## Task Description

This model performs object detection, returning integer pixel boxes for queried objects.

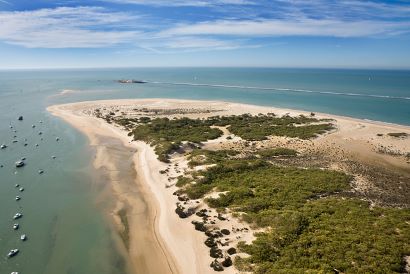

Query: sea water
[0,68,409,274]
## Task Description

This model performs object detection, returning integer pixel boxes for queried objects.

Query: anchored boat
[13,213,23,220]
[7,249,19,258]
[15,161,25,168]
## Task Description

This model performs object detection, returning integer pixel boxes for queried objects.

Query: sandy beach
[47,98,410,274]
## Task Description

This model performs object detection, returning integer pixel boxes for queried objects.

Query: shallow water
[0,68,409,274]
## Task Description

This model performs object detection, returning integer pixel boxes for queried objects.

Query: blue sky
[0,0,409,69]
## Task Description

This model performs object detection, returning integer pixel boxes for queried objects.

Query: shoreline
[47,103,181,274]
[47,98,410,274]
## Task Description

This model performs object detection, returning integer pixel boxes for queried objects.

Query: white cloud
[160,19,410,38]
[102,0,254,7]
[0,7,139,48]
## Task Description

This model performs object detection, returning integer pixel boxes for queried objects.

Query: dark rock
[217,214,226,221]
[210,247,223,258]
[221,256,232,267]
[205,230,215,238]
[175,206,188,218]
[192,221,207,232]
[210,260,224,272]
[204,237,217,248]
[227,247,236,255]
[221,229,230,235]
[196,209,208,218]
[178,196,189,202]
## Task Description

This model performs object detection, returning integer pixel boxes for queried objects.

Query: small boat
[56,137,60,141]
[21,157,26,161]
[38,169,44,174]
[24,143,28,146]
[35,144,39,147]
[52,156,56,159]
[32,124,36,128]
[7,249,19,258]
[13,213,23,220]
[18,116,23,121]
[20,234,27,241]
[13,224,19,230]
[15,161,25,168]
[12,140,18,143]
[15,184,20,187]
[19,187,24,192]
[0,144,6,149]
[38,132,42,135]
[15,196,21,201]
[39,120,43,123]
[11,271,19,274]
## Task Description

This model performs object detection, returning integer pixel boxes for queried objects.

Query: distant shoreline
[47,98,410,274]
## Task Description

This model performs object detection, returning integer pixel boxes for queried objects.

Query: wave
[148,81,410,101]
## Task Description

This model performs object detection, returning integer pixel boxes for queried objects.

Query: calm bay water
[0,68,409,274]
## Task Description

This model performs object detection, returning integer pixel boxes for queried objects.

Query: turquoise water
[0,68,409,274]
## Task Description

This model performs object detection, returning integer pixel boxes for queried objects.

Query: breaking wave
[148,81,410,101]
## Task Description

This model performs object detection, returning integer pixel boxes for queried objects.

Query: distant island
[117,79,147,84]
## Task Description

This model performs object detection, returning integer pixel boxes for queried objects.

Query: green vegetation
[183,161,351,225]
[238,198,410,274]
[206,114,334,140]
[188,149,240,167]
[120,114,333,161]
[387,132,408,138]
[179,159,410,273]
[257,147,298,158]
[129,117,223,162]
[112,112,410,272]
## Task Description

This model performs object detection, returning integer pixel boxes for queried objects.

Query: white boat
[7,249,19,258]
[13,224,19,230]
[32,124,35,128]
[19,187,24,192]
[20,234,27,241]
[15,184,20,188]
[15,196,21,201]
[11,271,19,274]
[15,161,25,168]
[38,169,44,174]
[13,213,23,220]
[0,144,6,149]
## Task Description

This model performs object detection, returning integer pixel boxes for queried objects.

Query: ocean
[0,68,409,274]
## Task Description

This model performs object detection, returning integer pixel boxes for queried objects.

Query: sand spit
[48,98,410,274]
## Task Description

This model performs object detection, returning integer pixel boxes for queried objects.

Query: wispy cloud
[102,0,254,7]
[160,19,410,38]
[0,1,409,51]
[0,7,139,48]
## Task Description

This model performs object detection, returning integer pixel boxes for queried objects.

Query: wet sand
[48,105,179,274]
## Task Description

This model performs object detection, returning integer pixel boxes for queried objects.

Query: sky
[0,0,409,69]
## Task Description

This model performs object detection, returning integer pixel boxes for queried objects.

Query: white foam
[148,81,410,101]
